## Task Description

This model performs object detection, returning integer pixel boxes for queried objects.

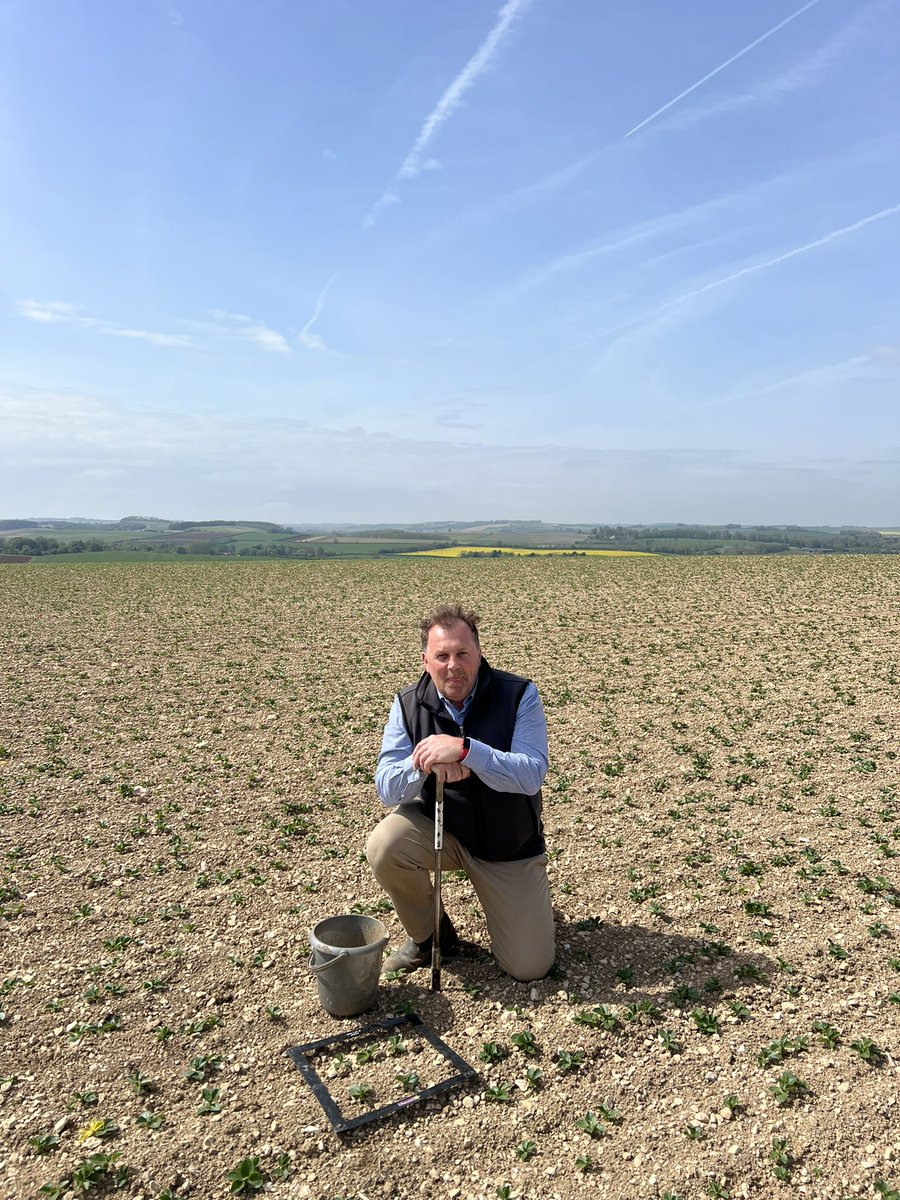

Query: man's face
[422,621,482,705]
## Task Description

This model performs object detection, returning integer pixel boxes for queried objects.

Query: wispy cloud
[365,0,533,227]
[694,353,877,414]
[623,0,823,139]
[299,273,340,355]
[211,310,291,354]
[510,190,738,295]
[17,299,196,348]
[17,300,294,354]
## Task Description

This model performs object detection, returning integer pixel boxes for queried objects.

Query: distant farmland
[404,545,655,557]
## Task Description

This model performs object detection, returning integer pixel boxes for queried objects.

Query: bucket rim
[309,913,389,958]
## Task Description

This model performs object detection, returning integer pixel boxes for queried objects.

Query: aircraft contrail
[668,201,900,308]
[624,0,823,138]
[399,0,532,179]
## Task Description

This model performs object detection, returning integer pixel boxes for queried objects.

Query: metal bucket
[308,915,389,1017]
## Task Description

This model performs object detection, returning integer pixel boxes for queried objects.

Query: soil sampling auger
[431,775,445,992]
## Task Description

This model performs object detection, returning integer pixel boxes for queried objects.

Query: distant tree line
[168,521,288,533]
[0,536,105,555]
[582,526,900,555]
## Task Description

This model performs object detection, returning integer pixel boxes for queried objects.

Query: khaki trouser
[366,805,555,982]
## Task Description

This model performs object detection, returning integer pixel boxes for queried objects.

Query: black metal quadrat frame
[286,1013,479,1135]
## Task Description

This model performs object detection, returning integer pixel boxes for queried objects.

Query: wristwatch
[459,736,471,762]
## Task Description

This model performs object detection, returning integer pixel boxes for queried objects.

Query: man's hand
[433,761,471,784]
[413,733,466,773]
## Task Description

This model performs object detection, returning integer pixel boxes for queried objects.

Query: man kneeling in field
[366,604,555,982]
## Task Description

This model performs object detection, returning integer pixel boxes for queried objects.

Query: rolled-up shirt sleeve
[374,683,548,807]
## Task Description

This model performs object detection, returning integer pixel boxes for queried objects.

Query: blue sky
[2,0,898,524]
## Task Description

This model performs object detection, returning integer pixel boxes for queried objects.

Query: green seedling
[812,1020,841,1048]
[770,1137,794,1181]
[523,1067,543,1090]
[69,1090,99,1109]
[496,1187,513,1200]
[395,1071,420,1092]
[827,940,849,960]
[484,1082,512,1102]
[479,1041,508,1064]
[126,1071,154,1095]
[265,1005,284,1023]
[657,1028,682,1054]
[197,1087,222,1115]
[29,1133,60,1155]
[596,1101,623,1124]
[67,1013,122,1041]
[574,1154,593,1174]
[757,1036,807,1068]
[614,966,635,986]
[135,1110,163,1130]
[38,1182,69,1200]
[348,1083,373,1103]
[669,984,700,1007]
[181,1014,221,1035]
[691,1008,720,1035]
[622,999,661,1023]
[683,1123,705,1141]
[575,1111,606,1139]
[707,1181,731,1199]
[729,1000,751,1020]
[733,962,767,982]
[874,1181,900,1200]
[510,1030,538,1056]
[226,1155,266,1193]
[515,1140,537,1162]
[66,1152,127,1192]
[269,1154,292,1182]
[574,1005,618,1031]
[769,1072,809,1106]
[723,1093,741,1114]
[355,1044,379,1065]
[185,1055,221,1082]
[463,981,484,997]
[385,1034,407,1057]
[850,1037,884,1064]
[554,1049,585,1073]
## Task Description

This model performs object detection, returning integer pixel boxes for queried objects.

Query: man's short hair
[420,604,481,650]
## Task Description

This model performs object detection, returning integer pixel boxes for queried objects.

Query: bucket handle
[307,935,389,974]
[308,950,349,974]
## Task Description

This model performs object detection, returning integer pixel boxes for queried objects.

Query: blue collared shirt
[374,680,549,808]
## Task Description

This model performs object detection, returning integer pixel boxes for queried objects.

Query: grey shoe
[382,914,465,974]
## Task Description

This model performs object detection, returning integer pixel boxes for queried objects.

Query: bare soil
[1,556,898,1200]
